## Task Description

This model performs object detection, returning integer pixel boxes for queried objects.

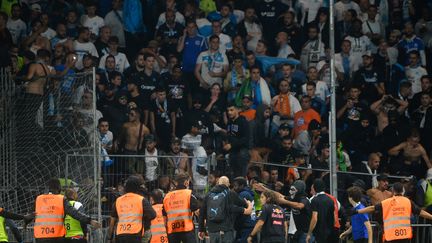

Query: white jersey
[144,149,159,182]
[277,43,295,58]
[302,80,330,101]
[80,15,105,36]
[345,35,372,65]
[298,0,324,24]
[207,33,232,53]
[73,40,99,69]
[300,39,325,71]
[405,65,428,95]
[196,50,228,87]
[156,11,185,29]
[99,52,130,73]
[40,28,56,40]
[334,1,361,22]
[7,18,27,44]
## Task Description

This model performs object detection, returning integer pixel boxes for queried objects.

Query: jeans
[208,231,235,243]
[168,231,196,243]
[290,232,315,243]
[235,228,254,243]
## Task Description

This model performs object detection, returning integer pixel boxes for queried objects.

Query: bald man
[199,176,252,242]
[359,153,381,190]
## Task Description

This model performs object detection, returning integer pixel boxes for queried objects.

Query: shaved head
[218,176,230,187]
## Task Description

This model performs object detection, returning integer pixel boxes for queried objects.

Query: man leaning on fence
[198,176,253,243]
[352,182,432,243]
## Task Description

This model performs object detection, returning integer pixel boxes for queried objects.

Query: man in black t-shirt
[149,87,175,150]
[306,179,335,243]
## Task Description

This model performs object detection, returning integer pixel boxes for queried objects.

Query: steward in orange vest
[32,178,101,243]
[354,182,432,242]
[149,189,168,243]
[107,176,156,243]
[162,173,200,243]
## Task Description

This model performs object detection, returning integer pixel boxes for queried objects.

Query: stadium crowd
[2,0,432,242]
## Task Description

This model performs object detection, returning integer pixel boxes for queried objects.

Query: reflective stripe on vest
[163,189,194,234]
[65,201,84,238]
[0,216,8,242]
[325,193,340,229]
[116,193,144,235]
[34,194,66,238]
[382,196,412,241]
[424,180,432,207]
[150,204,168,243]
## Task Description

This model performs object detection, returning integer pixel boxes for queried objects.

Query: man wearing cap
[367,174,392,205]
[352,50,385,104]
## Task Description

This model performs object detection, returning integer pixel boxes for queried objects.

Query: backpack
[207,189,229,223]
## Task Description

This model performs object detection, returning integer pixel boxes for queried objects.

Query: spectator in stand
[353,51,385,104]
[302,66,330,104]
[73,27,99,69]
[166,137,190,177]
[94,26,111,56]
[358,153,381,190]
[271,78,301,128]
[195,34,229,90]
[219,4,237,38]
[337,84,369,131]
[210,20,232,53]
[410,75,432,114]
[99,36,130,73]
[367,174,392,205]
[104,0,126,49]
[237,66,271,108]
[300,24,325,71]
[177,20,207,93]
[344,19,372,69]
[80,2,104,41]
[293,96,321,138]
[224,102,250,177]
[225,54,249,103]
[237,6,262,52]
[398,22,427,66]
[276,31,295,59]
[294,119,322,158]
[305,82,327,118]
[334,0,361,22]
[155,9,184,57]
[149,87,176,150]
[405,50,428,96]
[6,3,26,45]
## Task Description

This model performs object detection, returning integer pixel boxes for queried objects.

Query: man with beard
[344,19,372,70]
[269,135,298,180]
[300,25,325,71]
[398,22,426,66]
[367,174,392,205]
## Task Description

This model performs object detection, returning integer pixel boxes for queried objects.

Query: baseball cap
[31,4,42,12]
[308,119,321,131]
[279,123,290,130]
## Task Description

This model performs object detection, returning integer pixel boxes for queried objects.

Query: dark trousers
[167,231,196,243]
[230,149,250,178]
[354,238,368,243]
[64,238,87,243]
[208,231,234,243]
[116,235,142,243]
[36,238,65,243]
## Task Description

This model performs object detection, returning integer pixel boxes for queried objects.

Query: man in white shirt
[405,50,428,96]
[334,0,361,22]
[99,36,130,73]
[334,39,361,82]
[300,25,325,71]
[345,19,372,69]
[361,4,385,50]
[276,31,295,58]
[302,66,330,103]
[7,3,26,45]
[104,0,126,48]
[73,27,99,69]
[80,2,105,39]
[195,35,229,90]
[210,20,232,53]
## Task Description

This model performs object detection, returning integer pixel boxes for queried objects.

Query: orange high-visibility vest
[34,194,66,238]
[116,193,144,235]
[325,193,340,229]
[150,204,168,243]
[382,196,412,241]
[163,189,194,234]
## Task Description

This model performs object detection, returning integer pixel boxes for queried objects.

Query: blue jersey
[351,203,369,240]
[182,35,207,72]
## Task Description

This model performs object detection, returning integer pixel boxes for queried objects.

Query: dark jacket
[199,184,247,233]
[235,187,256,229]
